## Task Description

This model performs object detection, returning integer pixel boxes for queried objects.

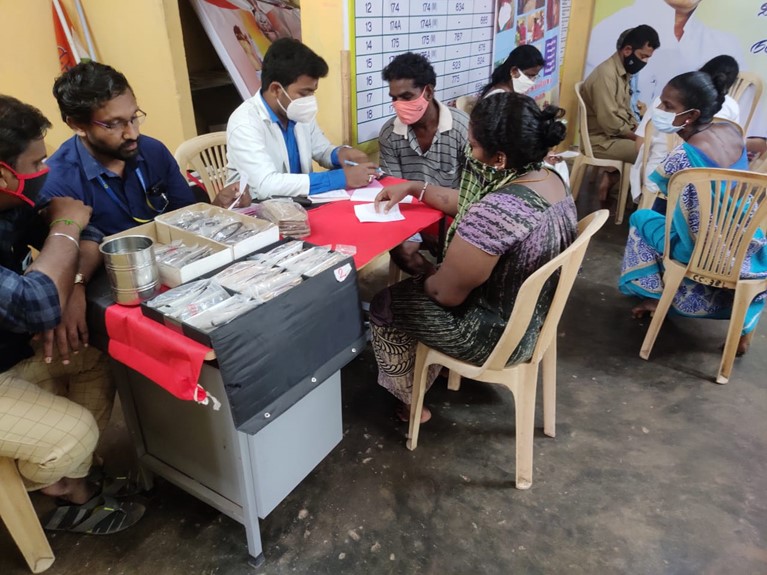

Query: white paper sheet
[308,189,351,203]
[354,202,405,223]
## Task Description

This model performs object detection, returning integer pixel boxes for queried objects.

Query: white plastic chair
[406,210,609,489]
[571,81,634,224]
[174,132,228,202]
[639,168,767,383]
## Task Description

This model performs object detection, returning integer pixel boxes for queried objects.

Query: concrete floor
[2,209,767,574]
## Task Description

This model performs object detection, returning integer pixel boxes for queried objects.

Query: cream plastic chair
[406,210,609,489]
[174,132,228,202]
[639,168,767,384]
[751,153,767,174]
[728,72,763,134]
[455,95,478,115]
[571,81,634,224]
[0,457,55,573]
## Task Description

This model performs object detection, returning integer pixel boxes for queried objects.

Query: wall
[300,0,348,147]
[0,0,195,154]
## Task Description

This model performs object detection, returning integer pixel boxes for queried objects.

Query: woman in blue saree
[619,71,767,354]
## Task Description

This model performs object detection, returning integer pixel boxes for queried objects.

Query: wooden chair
[174,132,228,202]
[571,81,634,224]
[406,210,609,489]
[728,72,763,134]
[639,168,767,384]
[0,458,55,573]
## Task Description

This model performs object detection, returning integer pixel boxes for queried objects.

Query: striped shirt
[378,100,469,189]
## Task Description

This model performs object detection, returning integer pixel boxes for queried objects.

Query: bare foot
[40,477,98,505]
[737,332,754,357]
[396,402,432,424]
[598,169,620,205]
[631,299,658,319]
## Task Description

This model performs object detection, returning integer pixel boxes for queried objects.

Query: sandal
[44,495,145,535]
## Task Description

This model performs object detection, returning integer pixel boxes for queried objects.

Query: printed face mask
[623,52,647,75]
[279,85,319,123]
[392,89,429,125]
[653,107,693,133]
[0,163,49,207]
[512,71,536,94]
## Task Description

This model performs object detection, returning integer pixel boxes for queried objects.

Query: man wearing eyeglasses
[37,61,249,363]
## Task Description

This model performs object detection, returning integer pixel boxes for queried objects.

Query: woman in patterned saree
[371,92,577,422]
[619,71,767,354]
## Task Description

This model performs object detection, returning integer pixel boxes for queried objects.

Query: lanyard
[96,167,163,224]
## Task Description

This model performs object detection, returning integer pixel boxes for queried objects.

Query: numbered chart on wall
[352,0,495,145]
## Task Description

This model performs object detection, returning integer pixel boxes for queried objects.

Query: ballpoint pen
[343,159,386,178]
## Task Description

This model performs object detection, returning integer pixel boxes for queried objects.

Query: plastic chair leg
[569,157,586,202]
[717,284,760,384]
[406,346,429,450]
[511,365,538,490]
[615,164,632,224]
[447,370,461,391]
[0,458,55,573]
[639,265,686,360]
[542,340,557,438]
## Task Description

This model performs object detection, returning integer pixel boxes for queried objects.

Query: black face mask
[623,52,647,75]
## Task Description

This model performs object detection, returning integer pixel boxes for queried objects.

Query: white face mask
[279,85,318,123]
[512,71,536,94]
[653,107,693,134]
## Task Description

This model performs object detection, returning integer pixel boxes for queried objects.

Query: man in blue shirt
[0,95,141,532]
[227,38,379,200]
[39,62,249,360]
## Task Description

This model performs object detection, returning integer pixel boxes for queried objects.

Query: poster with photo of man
[585,0,767,137]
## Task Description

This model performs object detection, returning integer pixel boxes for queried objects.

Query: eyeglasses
[91,110,147,131]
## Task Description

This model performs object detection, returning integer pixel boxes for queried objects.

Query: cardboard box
[104,221,233,288]
[155,203,279,258]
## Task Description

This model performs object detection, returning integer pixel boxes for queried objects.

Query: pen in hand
[343,159,385,178]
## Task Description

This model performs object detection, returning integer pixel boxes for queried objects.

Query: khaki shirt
[582,52,636,147]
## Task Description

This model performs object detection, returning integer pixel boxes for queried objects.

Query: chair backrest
[751,153,767,174]
[481,209,609,371]
[573,81,595,158]
[456,95,478,115]
[728,72,764,133]
[665,167,767,288]
[174,132,228,202]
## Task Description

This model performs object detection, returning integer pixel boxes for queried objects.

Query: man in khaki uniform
[582,25,660,203]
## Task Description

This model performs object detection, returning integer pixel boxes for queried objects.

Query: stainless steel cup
[99,235,160,306]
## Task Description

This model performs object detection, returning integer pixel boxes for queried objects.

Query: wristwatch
[74,273,85,285]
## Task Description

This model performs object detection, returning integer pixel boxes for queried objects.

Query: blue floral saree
[619,142,767,334]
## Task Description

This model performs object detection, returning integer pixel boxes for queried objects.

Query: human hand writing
[343,161,379,188]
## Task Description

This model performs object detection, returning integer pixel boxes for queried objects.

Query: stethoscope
[97,167,168,224]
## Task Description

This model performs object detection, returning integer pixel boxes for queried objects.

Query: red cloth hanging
[105,304,213,403]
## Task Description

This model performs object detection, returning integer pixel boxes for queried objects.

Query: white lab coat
[226,93,338,200]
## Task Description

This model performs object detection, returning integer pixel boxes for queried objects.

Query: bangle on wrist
[50,218,83,232]
[49,232,80,250]
[418,181,428,202]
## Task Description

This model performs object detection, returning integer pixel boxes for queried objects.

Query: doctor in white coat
[227,38,377,200]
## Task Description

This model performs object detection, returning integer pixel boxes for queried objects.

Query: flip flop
[44,495,145,535]
[101,471,143,498]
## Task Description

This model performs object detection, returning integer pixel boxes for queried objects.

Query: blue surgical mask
[653,107,693,134]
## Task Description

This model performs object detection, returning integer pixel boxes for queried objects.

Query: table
[91,195,445,565]
[304,196,444,269]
